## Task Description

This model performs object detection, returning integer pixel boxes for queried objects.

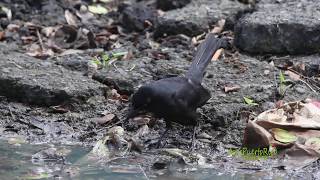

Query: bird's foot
[156,128,169,148]
[189,126,197,152]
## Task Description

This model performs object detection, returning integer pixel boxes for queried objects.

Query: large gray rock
[0,44,106,106]
[235,0,320,55]
[155,0,249,37]
[156,0,191,11]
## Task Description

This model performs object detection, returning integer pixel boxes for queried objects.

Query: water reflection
[0,139,284,180]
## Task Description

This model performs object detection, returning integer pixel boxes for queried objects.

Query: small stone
[295,86,305,94]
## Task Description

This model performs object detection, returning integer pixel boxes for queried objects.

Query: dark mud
[0,0,320,179]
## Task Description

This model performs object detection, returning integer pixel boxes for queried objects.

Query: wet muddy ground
[0,0,320,179]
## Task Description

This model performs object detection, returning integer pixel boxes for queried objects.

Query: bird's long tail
[185,33,227,84]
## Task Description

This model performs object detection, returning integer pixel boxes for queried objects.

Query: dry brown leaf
[212,48,223,61]
[0,31,5,41]
[275,100,284,108]
[21,36,35,44]
[134,125,149,137]
[243,120,273,149]
[132,117,150,126]
[95,114,115,125]
[285,70,300,81]
[65,10,78,27]
[224,84,240,93]
[41,26,58,37]
[6,24,19,32]
[26,45,54,59]
[109,34,118,41]
[211,19,225,34]
[282,144,320,170]
[110,89,121,100]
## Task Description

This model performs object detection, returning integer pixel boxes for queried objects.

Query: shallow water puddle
[0,139,285,180]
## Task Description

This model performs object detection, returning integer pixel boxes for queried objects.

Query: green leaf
[112,51,127,58]
[243,97,258,106]
[91,57,102,65]
[272,128,297,143]
[279,71,285,84]
[102,54,110,61]
[23,173,50,179]
[88,5,108,14]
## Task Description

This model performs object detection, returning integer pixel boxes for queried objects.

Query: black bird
[127,33,227,145]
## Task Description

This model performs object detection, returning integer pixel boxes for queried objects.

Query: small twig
[212,48,224,61]
[8,106,15,120]
[10,61,23,69]
[36,30,44,51]
[95,118,126,133]
[139,165,150,180]
[273,70,278,101]
[307,78,320,91]
[287,68,319,93]
[299,79,317,93]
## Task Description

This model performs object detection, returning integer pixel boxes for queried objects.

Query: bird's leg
[157,128,169,148]
[190,125,197,152]
[156,121,172,148]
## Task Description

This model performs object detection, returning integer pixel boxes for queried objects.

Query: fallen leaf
[65,10,78,27]
[275,100,284,108]
[96,114,115,124]
[224,85,240,93]
[0,31,5,41]
[108,126,124,137]
[49,105,69,113]
[132,117,150,126]
[243,120,273,149]
[305,137,320,151]
[21,36,35,44]
[243,97,259,106]
[285,70,300,81]
[91,136,110,158]
[88,5,108,14]
[41,26,58,37]
[282,143,319,170]
[211,19,225,34]
[134,125,149,137]
[6,24,19,32]
[271,128,297,143]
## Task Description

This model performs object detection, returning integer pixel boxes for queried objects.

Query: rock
[0,43,106,106]
[235,0,320,55]
[93,57,154,95]
[119,3,157,32]
[156,0,191,11]
[155,0,249,37]
[52,53,90,72]
[295,86,306,94]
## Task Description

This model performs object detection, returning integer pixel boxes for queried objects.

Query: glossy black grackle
[127,33,227,145]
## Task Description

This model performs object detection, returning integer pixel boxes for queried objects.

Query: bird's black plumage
[127,33,227,127]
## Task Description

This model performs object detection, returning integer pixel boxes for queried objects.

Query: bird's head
[126,86,153,119]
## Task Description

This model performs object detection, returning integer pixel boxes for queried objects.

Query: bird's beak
[126,106,140,120]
